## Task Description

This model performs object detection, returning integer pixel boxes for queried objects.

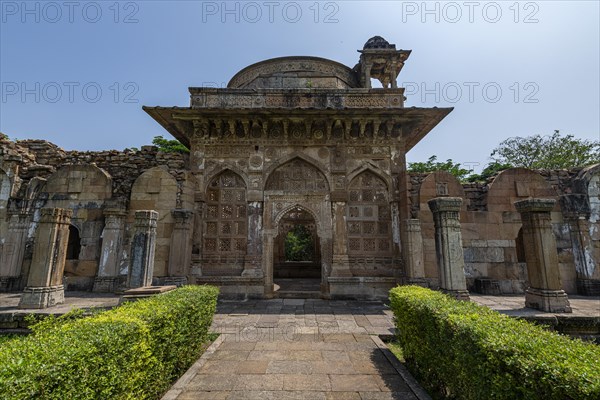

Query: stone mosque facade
[1,37,599,305]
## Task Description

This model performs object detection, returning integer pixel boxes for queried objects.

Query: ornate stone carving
[266,159,328,192]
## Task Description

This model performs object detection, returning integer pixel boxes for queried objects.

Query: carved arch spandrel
[203,163,250,194]
[265,158,329,193]
[346,163,393,194]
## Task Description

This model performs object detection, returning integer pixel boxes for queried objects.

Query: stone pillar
[427,197,469,300]
[242,201,264,278]
[560,194,600,296]
[19,208,72,309]
[404,219,428,286]
[262,229,276,298]
[515,199,572,312]
[0,211,30,291]
[165,209,194,286]
[331,201,351,277]
[127,210,158,289]
[93,207,127,292]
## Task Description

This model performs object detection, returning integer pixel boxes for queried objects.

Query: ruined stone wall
[0,138,189,291]
[1,137,188,202]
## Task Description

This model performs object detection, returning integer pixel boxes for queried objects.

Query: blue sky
[1,1,598,172]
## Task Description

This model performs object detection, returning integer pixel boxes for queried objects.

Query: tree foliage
[466,161,513,183]
[407,155,471,181]
[491,130,600,170]
[284,225,314,262]
[152,135,189,153]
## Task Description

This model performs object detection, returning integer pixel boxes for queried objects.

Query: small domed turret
[363,36,396,50]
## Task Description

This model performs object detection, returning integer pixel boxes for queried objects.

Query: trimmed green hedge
[0,285,219,400]
[389,286,600,400]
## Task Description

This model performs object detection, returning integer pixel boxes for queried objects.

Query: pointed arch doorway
[273,207,321,294]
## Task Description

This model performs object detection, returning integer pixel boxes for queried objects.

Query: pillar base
[576,279,600,296]
[525,287,572,313]
[93,276,119,293]
[0,276,22,292]
[442,288,470,301]
[163,276,188,287]
[19,285,65,309]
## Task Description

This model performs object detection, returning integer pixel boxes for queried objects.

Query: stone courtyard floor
[1,292,598,399]
[162,299,429,400]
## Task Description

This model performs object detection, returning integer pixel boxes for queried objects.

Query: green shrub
[389,286,600,400]
[0,285,219,400]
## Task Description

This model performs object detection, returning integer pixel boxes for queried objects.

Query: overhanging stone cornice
[143,105,452,151]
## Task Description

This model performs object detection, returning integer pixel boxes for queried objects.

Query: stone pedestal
[515,198,571,313]
[19,208,72,309]
[127,210,158,289]
[0,211,30,292]
[427,197,469,300]
[404,219,428,286]
[93,207,126,292]
[167,209,194,284]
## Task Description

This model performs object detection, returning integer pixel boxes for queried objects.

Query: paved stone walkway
[162,299,430,400]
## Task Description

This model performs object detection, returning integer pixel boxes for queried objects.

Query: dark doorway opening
[274,207,321,295]
[66,225,81,260]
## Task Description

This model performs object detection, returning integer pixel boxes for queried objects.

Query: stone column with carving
[19,208,72,309]
[242,201,264,278]
[331,201,351,277]
[93,207,127,292]
[0,211,30,291]
[262,229,276,298]
[404,218,428,286]
[127,210,158,289]
[427,197,469,300]
[515,199,572,312]
[165,209,194,286]
[560,194,599,296]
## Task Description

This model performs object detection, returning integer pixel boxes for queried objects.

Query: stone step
[275,290,322,299]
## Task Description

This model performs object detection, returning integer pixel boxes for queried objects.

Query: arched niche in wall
[43,164,112,290]
[486,168,571,293]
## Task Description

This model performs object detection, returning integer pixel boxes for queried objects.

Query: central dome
[227,56,359,89]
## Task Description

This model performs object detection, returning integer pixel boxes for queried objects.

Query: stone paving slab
[163,299,429,400]
[163,334,427,400]
[470,294,600,317]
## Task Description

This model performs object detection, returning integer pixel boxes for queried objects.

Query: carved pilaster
[166,209,194,286]
[19,208,72,308]
[331,201,351,277]
[0,211,30,291]
[243,201,264,278]
[262,230,276,298]
[515,199,571,312]
[560,194,599,295]
[403,219,427,287]
[94,207,127,292]
[428,197,469,300]
[127,210,158,289]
